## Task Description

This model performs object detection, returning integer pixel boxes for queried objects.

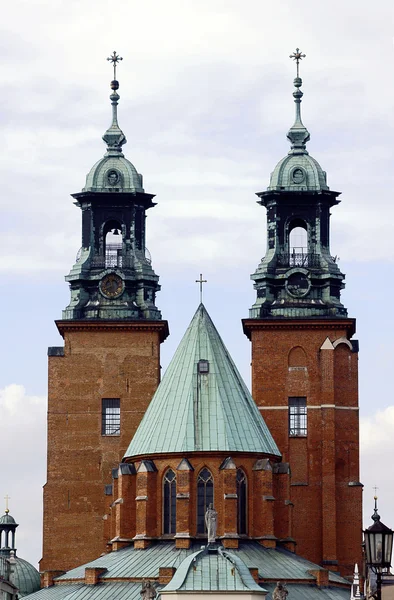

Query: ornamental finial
[289,48,306,78]
[102,52,127,154]
[372,493,381,523]
[286,47,310,154]
[4,494,10,514]
[107,51,123,81]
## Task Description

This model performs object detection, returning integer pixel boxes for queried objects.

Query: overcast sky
[1,0,394,569]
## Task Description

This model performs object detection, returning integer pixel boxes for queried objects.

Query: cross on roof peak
[195,274,207,304]
[106,51,123,80]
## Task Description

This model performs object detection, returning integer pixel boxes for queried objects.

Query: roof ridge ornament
[287,48,310,155]
[103,51,127,156]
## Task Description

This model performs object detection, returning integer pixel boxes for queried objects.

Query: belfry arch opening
[103,220,123,268]
[288,220,308,266]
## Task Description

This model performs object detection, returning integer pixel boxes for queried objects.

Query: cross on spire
[107,51,123,80]
[289,48,306,78]
[373,485,379,497]
[4,494,10,514]
[195,274,207,304]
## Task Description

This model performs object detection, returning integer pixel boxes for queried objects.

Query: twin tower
[40,52,361,577]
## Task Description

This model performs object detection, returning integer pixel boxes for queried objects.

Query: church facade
[38,50,362,594]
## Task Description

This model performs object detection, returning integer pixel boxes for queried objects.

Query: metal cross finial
[107,51,123,80]
[373,485,379,497]
[289,48,306,78]
[195,274,207,304]
[4,494,10,514]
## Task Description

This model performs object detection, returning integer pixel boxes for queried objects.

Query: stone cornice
[242,318,356,339]
[55,319,169,342]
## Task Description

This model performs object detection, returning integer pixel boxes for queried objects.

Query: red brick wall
[243,319,362,576]
[40,322,167,573]
[108,453,282,550]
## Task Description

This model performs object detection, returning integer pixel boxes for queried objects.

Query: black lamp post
[364,497,393,600]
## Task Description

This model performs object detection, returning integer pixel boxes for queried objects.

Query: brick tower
[40,53,168,573]
[243,50,362,576]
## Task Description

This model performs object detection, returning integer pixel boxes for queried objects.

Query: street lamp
[364,497,393,600]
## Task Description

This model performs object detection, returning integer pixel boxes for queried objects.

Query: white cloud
[361,407,394,530]
[0,385,46,568]
[1,0,394,571]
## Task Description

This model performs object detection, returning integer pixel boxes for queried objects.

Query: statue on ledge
[205,503,218,543]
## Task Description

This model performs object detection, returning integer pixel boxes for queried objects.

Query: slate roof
[24,542,350,600]
[52,541,347,585]
[124,304,280,458]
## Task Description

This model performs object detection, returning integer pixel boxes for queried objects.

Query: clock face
[99,274,124,299]
[286,272,310,298]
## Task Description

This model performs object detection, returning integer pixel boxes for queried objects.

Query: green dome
[267,69,329,193]
[0,513,17,525]
[12,557,40,597]
[82,74,144,194]
[83,155,144,193]
[268,152,329,192]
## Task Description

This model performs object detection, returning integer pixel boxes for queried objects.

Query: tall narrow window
[288,397,307,436]
[197,468,214,534]
[163,469,177,534]
[101,398,120,435]
[236,469,247,535]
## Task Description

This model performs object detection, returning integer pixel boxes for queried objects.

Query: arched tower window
[288,220,308,266]
[163,469,176,534]
[236,469,247,534]
[103,220,123,268]
[197,468,214,534]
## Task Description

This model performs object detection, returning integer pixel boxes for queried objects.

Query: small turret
[0,503,40,597]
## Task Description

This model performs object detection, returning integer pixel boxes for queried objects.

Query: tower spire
[287,48,310,155]
[103,51,126,155]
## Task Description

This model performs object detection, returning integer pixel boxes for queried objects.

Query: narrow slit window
[102,398,120,436]
[237,469,247,535]
[163,469,177,534]
[288,397,307,436]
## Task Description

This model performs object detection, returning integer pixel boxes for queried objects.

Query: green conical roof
[124,304,280,458]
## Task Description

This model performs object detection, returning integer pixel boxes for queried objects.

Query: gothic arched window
[197,468,214,534]
[237,469,247,534]
[163,469,176,534]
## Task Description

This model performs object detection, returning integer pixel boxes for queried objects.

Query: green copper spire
[287,48,310,155]
[124,304,280,458]
[102,51,127,155]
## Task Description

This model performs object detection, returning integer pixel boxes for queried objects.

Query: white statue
[205,503,218,543]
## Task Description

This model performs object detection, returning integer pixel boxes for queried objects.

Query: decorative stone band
[242,317,356,339]
[258,405,359,410]
[55,319,169,342]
